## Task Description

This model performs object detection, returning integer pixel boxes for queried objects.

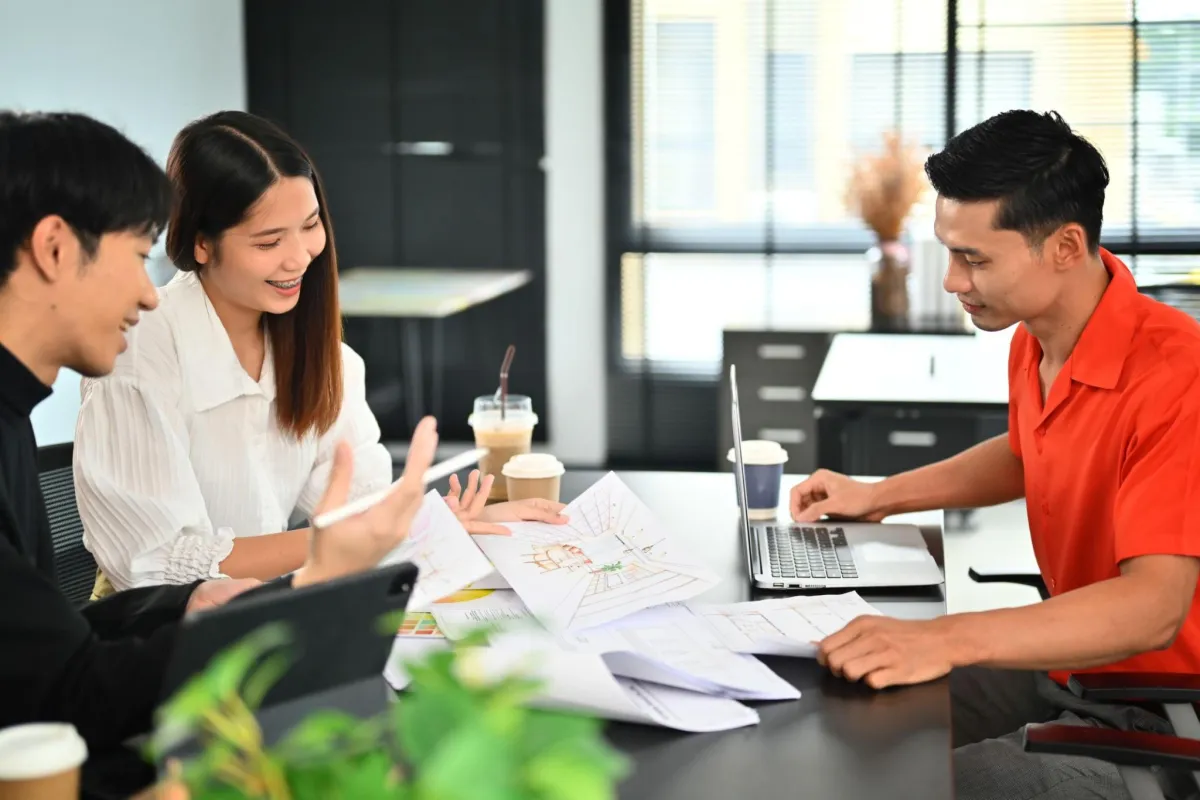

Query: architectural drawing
[474,473,720,632]
[380,490,494,610]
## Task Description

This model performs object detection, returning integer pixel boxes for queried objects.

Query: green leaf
[274,710,384,762]
[524,740,629,800]
[149,623,292,759]
[518,710,602,758]
[241,649,293,711]
[414,725,520,800]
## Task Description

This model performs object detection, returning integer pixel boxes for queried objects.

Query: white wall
[545,0,607,466]
[0,0,247,445]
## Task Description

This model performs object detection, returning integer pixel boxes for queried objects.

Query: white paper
[430,590,539,640]
[696,592,883,657]
[473,473,720,632]
[384,635,449,691]
[378,490,495,610]
[464,632,760,732]
[566,604,798,701]
[467,570,512,590]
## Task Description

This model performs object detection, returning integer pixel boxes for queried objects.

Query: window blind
[631,0,949,253]
[959,0,1200,281]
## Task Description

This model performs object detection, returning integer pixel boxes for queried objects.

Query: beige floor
[943,500,1041,613]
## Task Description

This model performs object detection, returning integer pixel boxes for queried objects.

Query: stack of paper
[381,474,887,732]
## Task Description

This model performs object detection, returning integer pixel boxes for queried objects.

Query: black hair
[0,111,172,287]
[924,110,1109,253]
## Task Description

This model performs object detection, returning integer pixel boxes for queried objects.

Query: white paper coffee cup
[727,440,788,520]
[502,453,565,503]
[0,723,87,800]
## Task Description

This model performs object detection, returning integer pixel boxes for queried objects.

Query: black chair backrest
[36,442,95,607]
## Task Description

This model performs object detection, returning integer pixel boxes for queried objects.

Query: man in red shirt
[791,109,1200,799]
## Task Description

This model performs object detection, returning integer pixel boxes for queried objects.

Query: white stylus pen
[311,447,489,529]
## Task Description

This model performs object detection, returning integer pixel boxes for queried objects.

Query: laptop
[730,365,943,590]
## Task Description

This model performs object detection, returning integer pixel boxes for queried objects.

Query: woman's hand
[446,470,569,535]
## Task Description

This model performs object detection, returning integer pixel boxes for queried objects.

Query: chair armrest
[967,567,1050,600]
[1023,724,1200,771]
[1068,672,1200,705]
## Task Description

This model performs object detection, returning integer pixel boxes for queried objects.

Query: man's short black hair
[924,110,1109,253]
[0,111,172,287]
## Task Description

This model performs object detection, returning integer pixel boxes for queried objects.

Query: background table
[551,470,954,800]
[338,267,532,429]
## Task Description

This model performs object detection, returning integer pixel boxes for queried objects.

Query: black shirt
[0,343,199,748]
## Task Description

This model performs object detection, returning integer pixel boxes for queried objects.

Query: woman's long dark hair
[165,111,342,438]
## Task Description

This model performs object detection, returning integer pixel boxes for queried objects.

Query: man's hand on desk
[790,470,886,523]
[185,577,262,614]
[293,416,438,588]
[817,616,963,689]
[445,470,570,535]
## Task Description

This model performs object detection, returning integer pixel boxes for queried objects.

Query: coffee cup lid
[727,440,789,465]
[468,409,539,431]
[502,452,565,479]
[0,723,88,780]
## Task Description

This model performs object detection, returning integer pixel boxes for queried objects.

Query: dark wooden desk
[552,471,953,800]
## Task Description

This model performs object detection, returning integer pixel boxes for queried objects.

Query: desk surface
[553,470,953,800]
[813,331,1011,406]
[338,267,532,318]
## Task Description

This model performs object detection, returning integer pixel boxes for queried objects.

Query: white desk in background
[812,331,1011,407]
[812,331,1012,526]
[338,267,533,430]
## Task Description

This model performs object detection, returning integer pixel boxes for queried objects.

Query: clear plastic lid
[468,394,538,430]
[0,723,87,780]
[502,453,565,479]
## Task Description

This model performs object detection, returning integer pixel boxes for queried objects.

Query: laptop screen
[729,365,752,538]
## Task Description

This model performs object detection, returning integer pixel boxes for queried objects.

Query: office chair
[37,441,96,607]
[968,569,1200,799]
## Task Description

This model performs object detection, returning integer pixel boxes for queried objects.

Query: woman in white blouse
[73,111,564,593]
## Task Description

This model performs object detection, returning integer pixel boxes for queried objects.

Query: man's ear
[1048,223,1089,272]
[25,215,81,283]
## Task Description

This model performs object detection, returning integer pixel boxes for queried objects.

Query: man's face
[57,229,160,377]
[934,196,1059,332]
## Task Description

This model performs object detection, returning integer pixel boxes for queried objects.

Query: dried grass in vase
[845,131,928,243]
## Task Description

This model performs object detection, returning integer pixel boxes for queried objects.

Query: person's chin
[73,352,120,379]
[263,286,303,313]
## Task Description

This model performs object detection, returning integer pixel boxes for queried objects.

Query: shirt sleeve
[1113,370,1200,564]
[74,377,235,591]
[1007,328,1027,460]
[295,344,393,519]
[0,531,184,749]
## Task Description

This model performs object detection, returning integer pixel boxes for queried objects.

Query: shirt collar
[1067,248,1139,390]
[0,343,52,420]
[168,271,277,413]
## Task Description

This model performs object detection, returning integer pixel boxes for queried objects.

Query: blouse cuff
[164,527,237,584]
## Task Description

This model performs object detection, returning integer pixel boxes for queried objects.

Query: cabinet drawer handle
[758,386,807,402]
[759,428,806,444]
[395,141,454,156]
[889,431,937,447]
[757,343,806,360]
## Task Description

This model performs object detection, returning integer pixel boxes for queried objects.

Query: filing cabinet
[718,331,834,473]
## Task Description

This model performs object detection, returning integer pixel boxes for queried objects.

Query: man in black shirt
[0,111,436,760]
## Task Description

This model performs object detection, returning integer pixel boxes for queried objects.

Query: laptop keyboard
[765,526,858,580]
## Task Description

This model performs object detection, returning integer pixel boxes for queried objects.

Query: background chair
[37,441,96,607]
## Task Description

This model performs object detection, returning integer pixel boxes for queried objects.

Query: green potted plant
[141,623,628,799]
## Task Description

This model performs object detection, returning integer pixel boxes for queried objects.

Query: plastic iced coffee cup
[502,453,565,503]
[468,395,538,501]
[0,723,87,800]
